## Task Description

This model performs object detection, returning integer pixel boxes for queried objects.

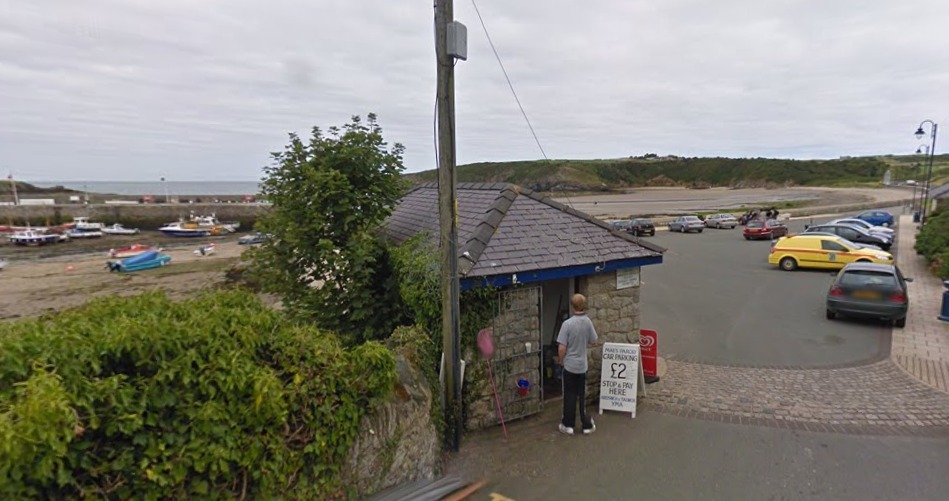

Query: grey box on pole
[447,21,468,60]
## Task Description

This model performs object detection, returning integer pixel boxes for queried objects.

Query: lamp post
[161,176,169,204]
[914,120,938,223]
[912,146,929,216]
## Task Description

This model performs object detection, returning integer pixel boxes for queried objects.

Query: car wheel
[680,226,686,233]
[855,259,871,263]
[826,309,835,320]
[779,257,797,271]
[894,317,906,328]
[698,229,703,233]
[744,235,751,240]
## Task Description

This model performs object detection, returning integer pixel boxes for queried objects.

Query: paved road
[447,206,949,500]
[639,217,890,367]
[451,410,949,501]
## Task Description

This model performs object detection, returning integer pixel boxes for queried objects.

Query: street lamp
[161,176,170,204]
[914,120,938,223]
[912,145,929,215]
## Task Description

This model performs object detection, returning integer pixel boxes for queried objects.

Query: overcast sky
[2,0,947,181]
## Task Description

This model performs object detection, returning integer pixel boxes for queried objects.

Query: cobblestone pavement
[892,214,949,392]
[645,358,949,436]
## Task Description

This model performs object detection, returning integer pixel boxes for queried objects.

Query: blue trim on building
[460,255,663,291]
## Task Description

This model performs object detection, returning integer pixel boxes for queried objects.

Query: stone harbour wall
[579,270,641,402]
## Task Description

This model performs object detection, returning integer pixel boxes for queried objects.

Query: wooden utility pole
[436,0,463,452]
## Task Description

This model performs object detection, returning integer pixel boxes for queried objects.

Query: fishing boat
[9,230,60,246]
[193,243,216,256]
[101,224,140,235]
[190,214,239,233]
[238,231,269,245]
[64,228,103,239]
[106,250,171,273]
[108,244,160,259]
[72,217,104,231]
[158,221,212,237]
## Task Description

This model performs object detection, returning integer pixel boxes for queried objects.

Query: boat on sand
[106,250,171,273]
[108,244,160,259]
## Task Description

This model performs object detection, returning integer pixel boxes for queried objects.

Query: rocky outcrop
[343,355,438,497]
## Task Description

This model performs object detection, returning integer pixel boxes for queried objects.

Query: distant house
[384,183,665,429]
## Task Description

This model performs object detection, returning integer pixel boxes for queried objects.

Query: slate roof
[384,183,664,278]
[930,183,949,199]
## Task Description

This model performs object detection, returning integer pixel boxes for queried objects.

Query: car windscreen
[839,271,898,288]
[746,221,764,228]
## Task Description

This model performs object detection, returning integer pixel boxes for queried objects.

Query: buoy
[66,265,75,272]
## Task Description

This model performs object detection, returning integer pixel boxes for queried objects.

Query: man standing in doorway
[557,293,598,435]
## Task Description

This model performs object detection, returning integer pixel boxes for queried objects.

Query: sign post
[598,342,641,418]
[640,329,659,382]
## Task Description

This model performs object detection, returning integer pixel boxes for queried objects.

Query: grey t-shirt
[557,313,598,374]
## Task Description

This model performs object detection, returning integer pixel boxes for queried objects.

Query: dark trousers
[562,369,593,430]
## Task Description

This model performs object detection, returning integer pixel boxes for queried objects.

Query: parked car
[830,218,894,236]
[803,224,891,251]
[826,262,911,327]
[610,220,631,232]
[742,219,788,240]
[853,210,894,227]
[705,214,738,229]
[629,218,656,236]
[668,216,705,233]
[768,235,893,271]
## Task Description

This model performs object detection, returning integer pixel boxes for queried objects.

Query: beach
[0,239,245,320]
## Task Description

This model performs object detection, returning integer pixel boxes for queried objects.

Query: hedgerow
[0,289,395,499]
[915,206,949,278]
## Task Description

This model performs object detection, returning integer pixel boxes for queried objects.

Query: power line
[469,1,577,208]
[469,0,547,161]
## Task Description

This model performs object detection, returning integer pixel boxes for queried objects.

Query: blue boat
[107,250,172,273]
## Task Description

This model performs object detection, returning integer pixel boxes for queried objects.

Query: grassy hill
[408,154,949,192]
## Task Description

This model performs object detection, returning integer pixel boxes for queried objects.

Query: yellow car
[768,234,894,271]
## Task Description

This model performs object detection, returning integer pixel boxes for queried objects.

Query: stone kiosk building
[384,183,664,429]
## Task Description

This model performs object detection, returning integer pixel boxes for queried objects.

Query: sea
[30,181,261,196]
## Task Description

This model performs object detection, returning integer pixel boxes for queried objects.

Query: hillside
[408,154,949,192]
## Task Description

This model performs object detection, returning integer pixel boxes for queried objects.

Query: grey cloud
[1,0,947,181]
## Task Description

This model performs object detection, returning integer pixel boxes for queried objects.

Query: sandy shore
[555,186,911,219]
[0,241,246,320]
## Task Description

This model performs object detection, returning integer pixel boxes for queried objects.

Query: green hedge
[0,290,395,499]
[915,207,949,278]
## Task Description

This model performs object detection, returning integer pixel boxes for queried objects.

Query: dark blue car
[854,210,894,228]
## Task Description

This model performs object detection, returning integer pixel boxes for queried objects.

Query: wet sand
[0,240,246,320]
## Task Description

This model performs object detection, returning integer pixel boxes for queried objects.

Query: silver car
[669,216,705,233]
[705,213,738,229]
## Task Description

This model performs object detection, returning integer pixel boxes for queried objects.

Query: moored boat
[72,217,104,231]
[101,224,140,235]
[193,243,216,256]
[158,221,212,237]
[108,244,160,258]
[106,250,172,273]
[65,229,103,239]
[9,230,60,246]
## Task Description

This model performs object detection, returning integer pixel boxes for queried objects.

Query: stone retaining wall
[0,203,267,229]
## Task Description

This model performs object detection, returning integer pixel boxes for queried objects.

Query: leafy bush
[0,290,395,499]
[915,206,949,278]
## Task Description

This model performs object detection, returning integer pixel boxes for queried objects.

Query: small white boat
[0,258,7,271]
[9,230,60,246]
[193,243,216,256]
[65,229,103,239]
[101,224,140,235]
[72,216,104,231]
